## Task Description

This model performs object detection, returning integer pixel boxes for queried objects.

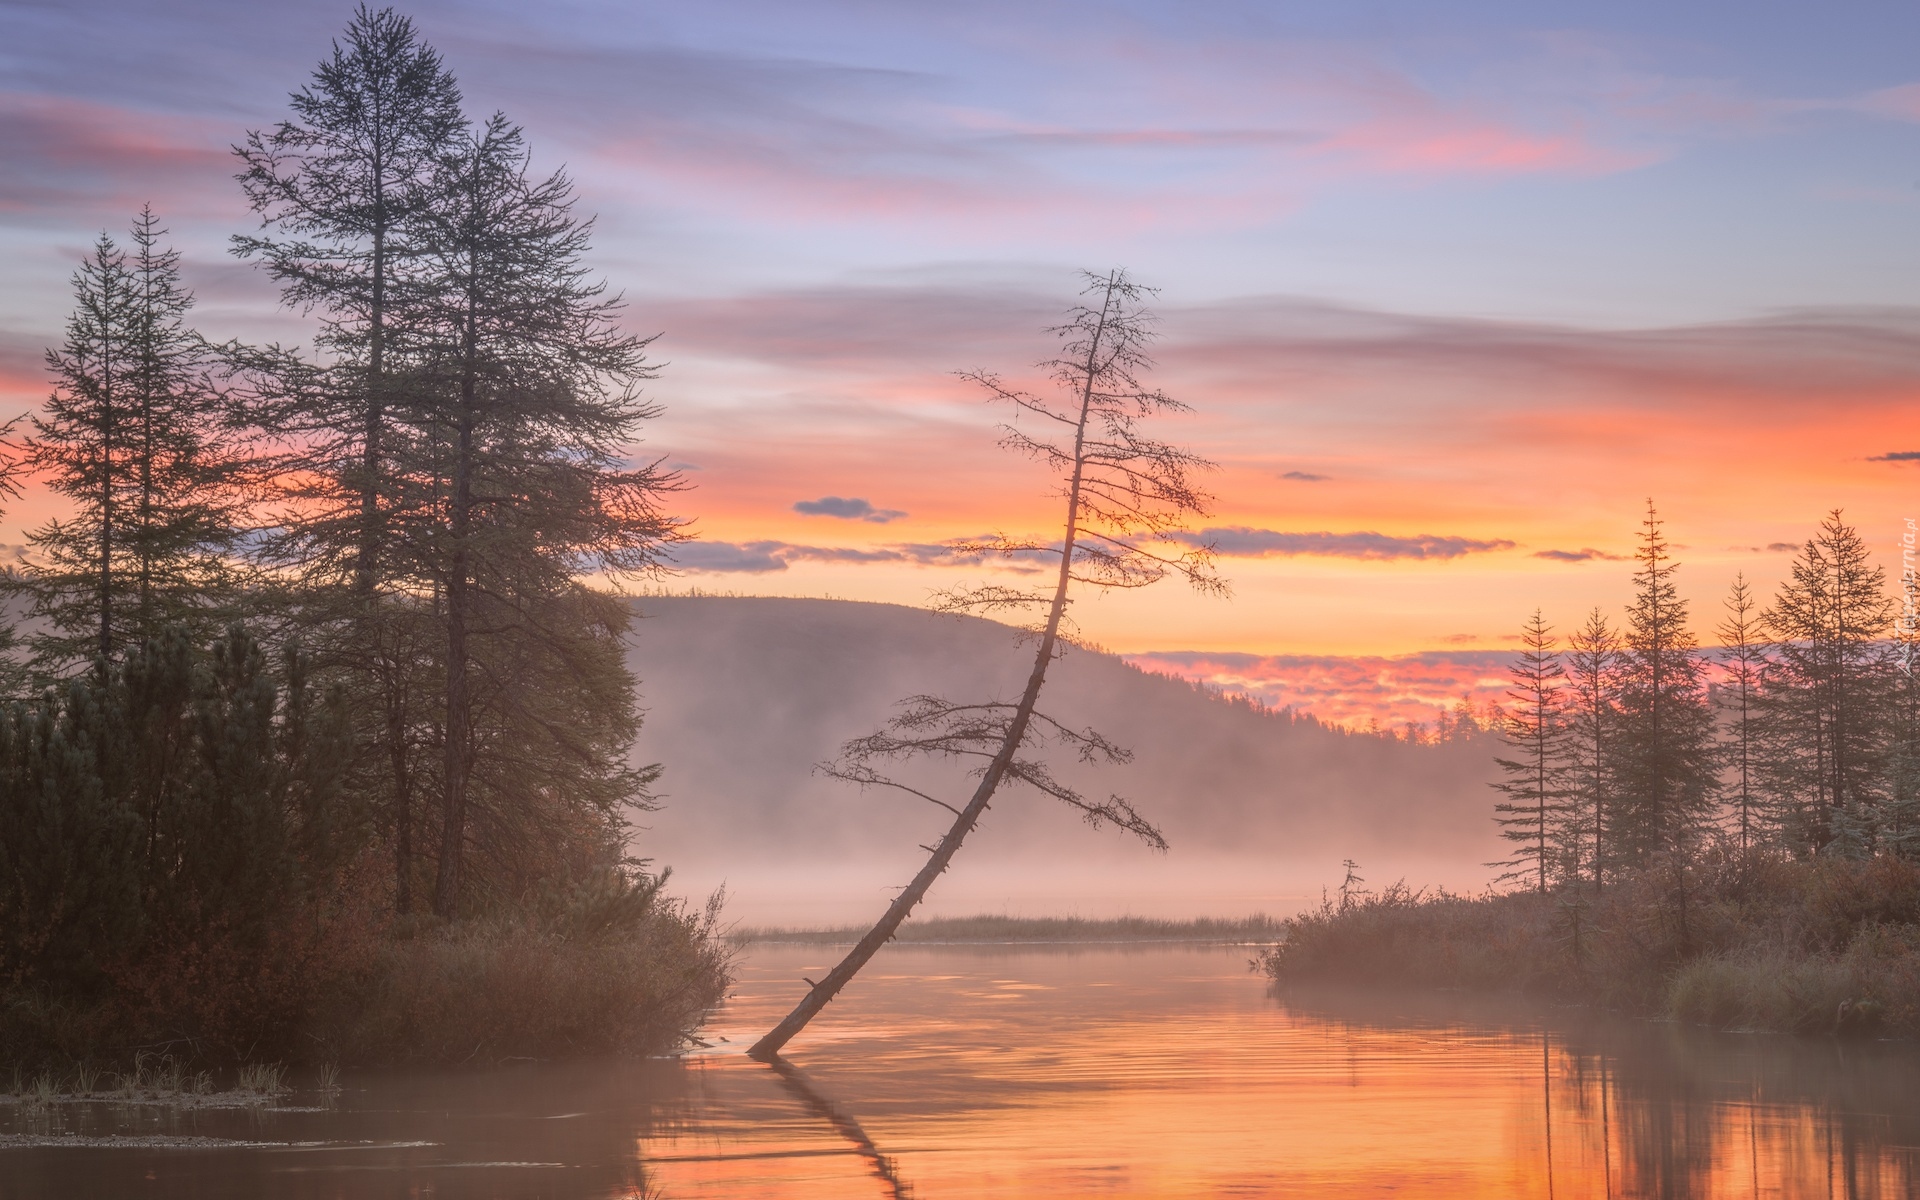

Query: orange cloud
[1129,650,1513,730]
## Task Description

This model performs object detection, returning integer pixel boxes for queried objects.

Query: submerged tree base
[1259,851,1920,1037]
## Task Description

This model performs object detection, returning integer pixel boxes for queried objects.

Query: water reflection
[1280,983,1920,1198]
[764,1055,915,1199]
[7,944,1920,1197]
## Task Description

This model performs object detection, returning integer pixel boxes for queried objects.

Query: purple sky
[3,1,1918,701]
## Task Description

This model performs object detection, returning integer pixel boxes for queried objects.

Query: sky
[2,0,1918,725]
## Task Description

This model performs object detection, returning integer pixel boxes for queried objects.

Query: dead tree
[748,269,1223,1060]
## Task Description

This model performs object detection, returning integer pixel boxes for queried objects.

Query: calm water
[5,942,1920,1198]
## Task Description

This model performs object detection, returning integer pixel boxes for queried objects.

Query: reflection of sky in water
[5,943,1918,1197]
[664,944,1920,1198]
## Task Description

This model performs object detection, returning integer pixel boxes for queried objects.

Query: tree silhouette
[749,270,1221,1059]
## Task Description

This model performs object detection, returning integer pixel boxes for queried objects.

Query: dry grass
[1259,851,1920,1037]
[309,894,733,1066]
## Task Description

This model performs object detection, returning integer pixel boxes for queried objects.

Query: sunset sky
[3,0,1917,725]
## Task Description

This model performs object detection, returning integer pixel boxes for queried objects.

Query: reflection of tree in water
[764,1056,915,1200]
[1276,984,1920,1197]
[1558,1020,1920,1198]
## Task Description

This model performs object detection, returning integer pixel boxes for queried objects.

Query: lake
[4,941,1919,1197]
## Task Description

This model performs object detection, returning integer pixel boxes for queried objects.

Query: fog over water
[626,596,1502,924]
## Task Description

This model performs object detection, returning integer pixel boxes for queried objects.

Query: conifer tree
[1886,534,1920,858]
[233,4,464,598]
[407,113,682,916]
[233,6,463,912]
[24,211,234,673]
[1716,574,1765,852]
[750,270,1220,1059]
[1564,607,1621,888]
[1491,611,1571,892]
[1758,511,1893,854]
[1611,502,1718,865]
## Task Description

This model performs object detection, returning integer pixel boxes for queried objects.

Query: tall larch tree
[409,113,683,916]
[232,5,464,912]
[1887,525,1920,857]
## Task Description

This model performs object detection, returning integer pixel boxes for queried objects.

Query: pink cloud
[1319,117,1650,176]
[1128,650,1513,730]
[1859,83,1920,122]
[0,91,231,216]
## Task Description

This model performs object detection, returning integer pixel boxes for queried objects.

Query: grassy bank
[740,914,1285,945]
[1257,851,1920,1036]
[1,874,733,1075]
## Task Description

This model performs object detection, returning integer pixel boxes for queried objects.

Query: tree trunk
[432,299,478,919]
[749,283,1116,1060]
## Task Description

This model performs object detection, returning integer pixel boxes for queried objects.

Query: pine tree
[1490,611,1571,893]
[1564,607,1621,888]
[24,211,235,674]
[1715,573,1765,852]
[1758,511,1894,854]
[1611,502,1718,865]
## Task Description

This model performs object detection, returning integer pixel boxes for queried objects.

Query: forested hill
[626,596,1504,923]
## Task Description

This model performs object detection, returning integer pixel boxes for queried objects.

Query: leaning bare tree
[749,269,1223,1060]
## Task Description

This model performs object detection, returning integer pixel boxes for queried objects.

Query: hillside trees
[749,269,1222,1059]
[22,209,238,674]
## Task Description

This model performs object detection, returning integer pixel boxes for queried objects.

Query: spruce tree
[1758,511,1894,854]
[1611,502,1718,865]
[24,211,234,674]
[1564,607,1621,888]
[1716,574,1765,852]
[1887,536,1920,858]
[1491,610,1571,892]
